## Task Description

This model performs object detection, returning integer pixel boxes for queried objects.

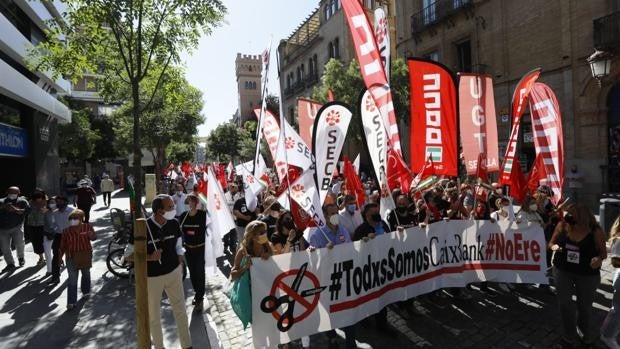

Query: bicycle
[108,208,132,254]
[106,248,133,278]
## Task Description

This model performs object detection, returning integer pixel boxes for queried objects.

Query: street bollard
[134,218,150,348]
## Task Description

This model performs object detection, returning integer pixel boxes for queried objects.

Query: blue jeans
[66,257,91,305]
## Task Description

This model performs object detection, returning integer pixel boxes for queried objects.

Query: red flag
[407,58,458,177]
[499,68,541,185]
[509,156,528,203]
[216,163,227,190]
[327,89,335,102]
[529,82,564,204]
[411,156,435,189]
[297,98,322,150]
[476,153,488,182]
[527,153,547,193]
[195,175,208,197]
[343,156,365,208]
[387,148,412,193]
[181,161,192,178]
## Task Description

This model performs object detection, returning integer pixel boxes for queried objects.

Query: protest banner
[250,221,546,347]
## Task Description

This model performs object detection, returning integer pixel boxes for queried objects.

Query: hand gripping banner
[250,221,547,347]
[311,102,352,204]
[499,68,541,185]
[528,82,564,203]
[458,74,500,175]
[407,58,458,177]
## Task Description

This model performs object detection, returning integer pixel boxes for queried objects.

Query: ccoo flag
[407,58,458,177]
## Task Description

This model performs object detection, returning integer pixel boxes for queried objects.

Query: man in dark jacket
[0,186,30,271]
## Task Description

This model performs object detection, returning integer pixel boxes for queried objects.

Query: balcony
[282,72,319,100]
[411,0,473,35]
[594,11,620,50]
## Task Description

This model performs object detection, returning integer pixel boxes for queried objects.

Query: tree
[206,123,245,162]
[110,65,204,190]
[29,0,225,214]
[58,105,101,161]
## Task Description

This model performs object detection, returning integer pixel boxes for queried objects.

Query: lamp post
[587,49,612,87]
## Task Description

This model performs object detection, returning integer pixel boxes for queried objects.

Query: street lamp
[587,49,612,86]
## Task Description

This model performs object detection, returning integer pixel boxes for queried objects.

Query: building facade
[0,0,71,196]
[234,53,263,127]
[395,0,620,206]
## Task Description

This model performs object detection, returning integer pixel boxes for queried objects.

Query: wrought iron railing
[594,11,620,50]
[411,0,472,34]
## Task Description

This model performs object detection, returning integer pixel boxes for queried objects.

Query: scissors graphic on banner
[260,262,326,332]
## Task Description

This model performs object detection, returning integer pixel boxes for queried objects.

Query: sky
[180,1,320,138]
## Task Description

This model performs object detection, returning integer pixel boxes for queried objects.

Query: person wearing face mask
[338,195,363,239]
[308,204,356,349]
[387,195,417,231]
[352,203,398,334]
[230,220,272,280]
[125,194,192,349]
[0,186,30,272]
[271,210,308,254]
[490,197,511,221]
[26,190,48,266]
[259,196,281,240]
[50,196,74,283]
[43,197,58,277]
[172,183,188,218]
[516,196,544,227]
[178,194,207,312]
[549,204,607,347]
[59,209,96,309]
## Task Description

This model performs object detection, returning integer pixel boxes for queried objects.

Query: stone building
[234,53,262,127]
[394,0,620,206]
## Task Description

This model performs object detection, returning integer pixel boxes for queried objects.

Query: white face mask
[329,214,339,226]
[49,203,57,209]
[69,219,80,226]
[163,210,177,220]
[176,191,183,196]
[529,204,538,211]
[7,194,17,200]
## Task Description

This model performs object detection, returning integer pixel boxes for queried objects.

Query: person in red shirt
[60,209,96,309]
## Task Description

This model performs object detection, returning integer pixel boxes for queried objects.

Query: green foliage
[207,123,255,163]
[311,58,410,124]
[167,141,196,164]
[266,94,280,117]
[58,106,101,161]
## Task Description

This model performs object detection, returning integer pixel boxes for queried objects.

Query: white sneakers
[600,335,620,349]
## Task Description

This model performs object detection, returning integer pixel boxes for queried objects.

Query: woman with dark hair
[473,201,492,220]
[270,210,307,254]
[549,203,607,347]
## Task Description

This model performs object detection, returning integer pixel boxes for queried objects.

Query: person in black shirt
[178,194,207,312]
[232,197,257,251]
[259,195,281,240]
[127,194,191,349]
[387,195,417,231]
[270,210,308,254]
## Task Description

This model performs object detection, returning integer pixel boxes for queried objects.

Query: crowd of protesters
[3,164,620,349]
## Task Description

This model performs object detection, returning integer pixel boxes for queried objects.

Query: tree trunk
[132,81,143,217]
[151,149,161,194]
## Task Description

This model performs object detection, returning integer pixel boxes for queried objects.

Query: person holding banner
[259,195,281,240]
[338,195,363,239]
[308,204,356,348]
[233,197,257,252]
[387,195,417,231]
[549,203,607,347]
[270,210,307,254]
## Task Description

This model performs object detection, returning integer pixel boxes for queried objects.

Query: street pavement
[1,191,618,348]
[0,190,210,349]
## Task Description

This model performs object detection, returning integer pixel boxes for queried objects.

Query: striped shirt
[60,223,96,257]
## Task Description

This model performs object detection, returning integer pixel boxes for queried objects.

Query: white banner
[374,7,390,84]
[206,167,236,251]
[361,89,395,218]
[237,162,266,212]
[288,169,327,232]
[250,221,547,347]
[255,108,287,181]
[275,118,315,176]
[312,102,352,204]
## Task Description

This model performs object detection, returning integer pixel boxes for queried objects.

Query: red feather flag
[508,156,528,203]
[343,156,365,208]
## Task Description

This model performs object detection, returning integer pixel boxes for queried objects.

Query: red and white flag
[361,90,396,218]
[288,169,327,234]
[275,118,314,174]
[206,167,236,236]
[499,68,541,185]
[236,161,266,212]
[374,6,390,83]
[342,0,402,155]
[408,58,458,177]
[458,74,500,175]
[298,98,322,149]
[227,161,234,182]
[312,102,352,204]
[253,108,286,181]
[529,82,564,203]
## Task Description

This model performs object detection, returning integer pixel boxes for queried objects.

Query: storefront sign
[0,122,28,157]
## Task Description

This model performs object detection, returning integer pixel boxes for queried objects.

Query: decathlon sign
[0,122,28,157]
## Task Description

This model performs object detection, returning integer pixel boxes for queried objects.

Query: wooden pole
[134,218,150,348]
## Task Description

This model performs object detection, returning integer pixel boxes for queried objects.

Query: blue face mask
[346,204,356,213]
